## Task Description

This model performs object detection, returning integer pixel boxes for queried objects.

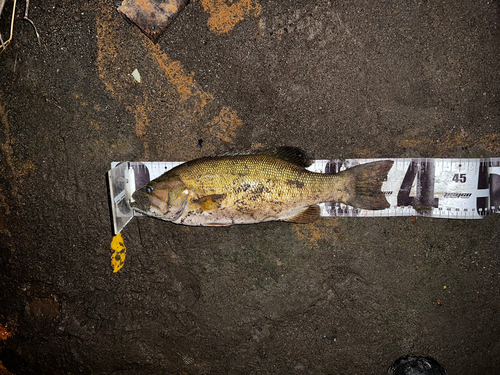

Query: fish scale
[174,155,339,207]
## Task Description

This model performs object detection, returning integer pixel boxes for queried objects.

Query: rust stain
[397,131,500,156]
[96,14,124,99]
[73,92,89,107]
[293,218,343,249]
[16,160,36,177]
[352,131,499,158]
[208,106,243,143]
[133,97,153,159]
[0,323,9,341]
[200,0,262,34]
[0,360,11,375]
[144,41,214,114]
[353,146,379,158]
[0,322,14,375]
[134,102,150,139]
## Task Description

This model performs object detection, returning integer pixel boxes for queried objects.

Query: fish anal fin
[193,194,227,211]
[283,205,321,224]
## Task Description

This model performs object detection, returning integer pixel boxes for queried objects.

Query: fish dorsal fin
[214,146,312,167]
[265,146,313,167]
[283,205,321,223]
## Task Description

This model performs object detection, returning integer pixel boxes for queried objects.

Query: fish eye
[146,186,153,194]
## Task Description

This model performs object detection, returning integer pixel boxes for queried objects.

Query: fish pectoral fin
[192,194,227,211]
[282,205,321,224]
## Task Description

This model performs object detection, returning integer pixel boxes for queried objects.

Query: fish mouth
[129,200,156,216]
[129,197,189,221]
[130,203,165,219]
[129,200,150,216]
[130,193,164,217]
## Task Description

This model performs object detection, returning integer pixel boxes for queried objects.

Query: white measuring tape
[107,158,500,234]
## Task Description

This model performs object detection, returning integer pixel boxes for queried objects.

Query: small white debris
[131,68,141,83]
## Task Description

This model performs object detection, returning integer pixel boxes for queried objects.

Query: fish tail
[344,160,394,210]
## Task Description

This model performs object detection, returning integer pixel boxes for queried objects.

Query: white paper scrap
[131,68,141,83]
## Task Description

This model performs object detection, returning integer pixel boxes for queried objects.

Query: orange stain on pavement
[293,219,343,249]
[208,106,243,143]
[397,132,500,156]
[144,41,214,115]
[200,0,262,33]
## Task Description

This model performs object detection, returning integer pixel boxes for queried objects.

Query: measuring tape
[107,158,500,234]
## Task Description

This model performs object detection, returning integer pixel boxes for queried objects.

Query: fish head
[131,176,190,221]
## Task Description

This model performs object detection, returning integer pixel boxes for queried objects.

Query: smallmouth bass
[131,147,393,226]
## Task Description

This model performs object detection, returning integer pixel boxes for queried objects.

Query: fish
[130,147,394,226]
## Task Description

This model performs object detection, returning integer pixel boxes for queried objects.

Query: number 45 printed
[452,173,467,183]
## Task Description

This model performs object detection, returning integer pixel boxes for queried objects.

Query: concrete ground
[0,0,499,374]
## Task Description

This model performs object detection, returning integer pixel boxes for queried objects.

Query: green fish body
[131,147,393,226]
